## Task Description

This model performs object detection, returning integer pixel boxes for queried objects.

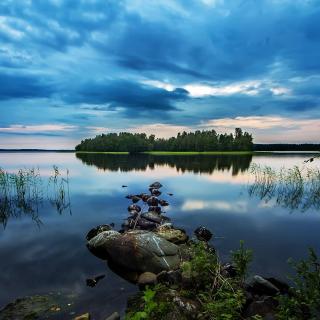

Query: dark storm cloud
[0,73,53,100]
[65,79,189,116]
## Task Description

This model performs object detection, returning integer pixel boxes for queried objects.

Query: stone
[86,224,114,241]
[159,199,169,206]
[246,275,280,296]
[141,212,163,224]
[150,181,163,189]
[87,230,180,273]
[221,263,237,278]
[74,313,90,320]
[138,272,157,286]
[151,189,162,196]
[105,312,120,320]
[157,270,182,285]
[128,204,141,213]
[126,216,159,230]
[87,230,121,259]
[148,206,162,214]
[243,296,278,318]
[156,225,188,244]
[194,226,213,242]
[147,196,159,206]
[266,277,289,294]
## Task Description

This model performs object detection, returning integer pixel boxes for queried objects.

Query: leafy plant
[231,240,253,281]
[277,248,320,320]
[126,285,170,320]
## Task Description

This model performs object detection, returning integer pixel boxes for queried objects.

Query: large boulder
[87,230,180,273]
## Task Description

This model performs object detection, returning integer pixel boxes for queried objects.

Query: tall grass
[249,164,320,211]
[0,166,71,228]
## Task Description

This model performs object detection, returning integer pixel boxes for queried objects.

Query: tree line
[75,128,253,152]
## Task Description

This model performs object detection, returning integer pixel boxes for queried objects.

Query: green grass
[75,151,129,154]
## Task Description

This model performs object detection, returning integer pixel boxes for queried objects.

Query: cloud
[0,124,77,135]
[0,0,320,147]
[201,116,320,143]
[65,79,189,116]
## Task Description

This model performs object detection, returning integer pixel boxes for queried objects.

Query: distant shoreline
[1,150,319,155]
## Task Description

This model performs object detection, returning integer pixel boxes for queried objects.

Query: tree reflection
[75,153,252,175]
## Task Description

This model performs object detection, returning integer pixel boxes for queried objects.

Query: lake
[0,152,319,319]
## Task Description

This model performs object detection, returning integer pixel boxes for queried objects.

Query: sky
[0,0,320,149]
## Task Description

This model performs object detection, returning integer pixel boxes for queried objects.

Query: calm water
[0,152,320,318]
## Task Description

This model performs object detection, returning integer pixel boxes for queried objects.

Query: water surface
[0,152,319,318]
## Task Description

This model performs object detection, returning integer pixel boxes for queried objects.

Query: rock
[148,206,162,214]
[266,277,289,294]
[141,212,162,224]
[87,230,180,273]
[246,275,280,296]
[128,204,141,213]
[140,193,150,202]
[105,312,120,320]
[159,199,169,206]
[131,196,141,203]
[150,181,163,189]
[127,216,159,230]
[157,270,182,285]
[138,272,157,286]
[147,196,159,206]
[156,225,188,244]
[86,274,105,287]
[221,263,237,278]
[87,230,121,259]
[243,296,278,318]
[194,226,213,242]
[151,189,162,196]
[74,313,90,320]
[86,224,114,241]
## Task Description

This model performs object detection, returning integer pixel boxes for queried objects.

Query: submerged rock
[74,313,90,320]
[0,293,76,320]
[243,296,278,319]
[87,230,180,273]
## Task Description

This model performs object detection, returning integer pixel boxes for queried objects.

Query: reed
[249,164,320,211]
[0,166,71,228]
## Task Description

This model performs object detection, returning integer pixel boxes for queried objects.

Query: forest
[75,128,253,152]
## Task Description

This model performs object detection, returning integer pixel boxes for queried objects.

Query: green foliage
[75,128,253,152]
[231,240,253,281]
[200,289,245,320]
[183,241,247,319]
[126,285,170,320]
[277,248,320,320]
